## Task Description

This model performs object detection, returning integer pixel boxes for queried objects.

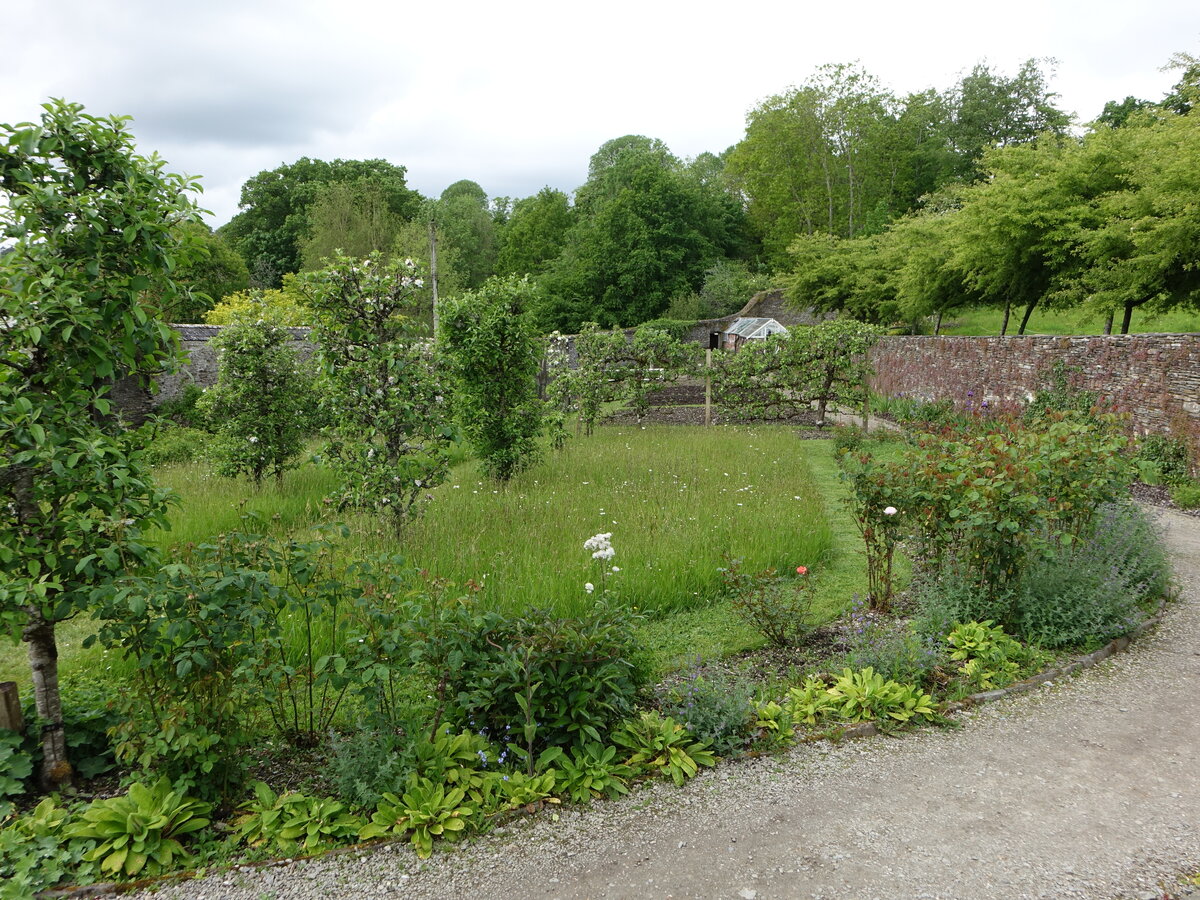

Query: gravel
[121,507,1200,900]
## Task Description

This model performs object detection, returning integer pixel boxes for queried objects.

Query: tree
[299,252,452,529]
[727,64,906,263]
[1075,108,1200,331]
[433,180,497,290]
[198,322,313,486]
[539,137,743,331]
[158,223,249,323]
[948,135,1122,334]
[220,158,421,287]
[714,320,882,423]
[944,59,1071,179]
[439,276,544,481]
[495,187,574,277]
[300,180,409,271]
[0,100,203,788]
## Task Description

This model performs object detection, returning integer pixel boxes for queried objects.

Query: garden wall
[870,333,1200,453]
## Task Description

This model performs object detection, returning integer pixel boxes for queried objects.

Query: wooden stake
[0,682,23,733]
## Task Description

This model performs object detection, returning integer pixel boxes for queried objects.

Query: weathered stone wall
[870,333,1200,452]
[115,325,315,423]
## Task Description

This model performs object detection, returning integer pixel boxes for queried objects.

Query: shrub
[1013,503,1170,648]
[197,320,313,486]
[720,556,816,647]
[1136,434,1194,485]
[141,424,211,467]
[660,668,755,757]
[1171,481,1200,509]
[917,503,1169,650]
[414,601,643,767]
[96,527,427,793]
[840,603,942,687]
[438,275,545,481]
[155,383,207,429]
[875,412,1132,604]
[324,729,413,813]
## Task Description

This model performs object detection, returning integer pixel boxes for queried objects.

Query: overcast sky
[3,0,1197,228]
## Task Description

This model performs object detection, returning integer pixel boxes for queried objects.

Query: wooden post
[0,682,23,733]
[705,347,713,426]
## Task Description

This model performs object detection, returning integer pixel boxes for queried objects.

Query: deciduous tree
[0,100,202,788]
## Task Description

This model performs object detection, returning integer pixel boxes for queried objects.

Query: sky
[3,0,1197,228]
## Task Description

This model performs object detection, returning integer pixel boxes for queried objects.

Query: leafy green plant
[787,670,937,725]
[825,668,937,724]
[553,743,635,803]
[748,700,796,748]
[611,711,717,786]
[0,797,85,898]
[720,556,816,647]
[64,777,211,879]
[413,600,643,767]
[1170,481,1200,509]
[751,700,796,747]
[0,731,32,817]
[233,782,362,855]
[469,769,560,815]
[360,777,478,859]
[945,621,1027,690]
[660,667,755,756]
[784,676,843,725]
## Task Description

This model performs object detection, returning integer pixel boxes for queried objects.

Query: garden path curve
[129,507,1200,900]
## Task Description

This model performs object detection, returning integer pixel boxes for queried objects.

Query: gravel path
[128,508,1200,900]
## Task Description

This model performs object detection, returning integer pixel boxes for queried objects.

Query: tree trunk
[1103,311,1114,335]
[816,369,836,425]
[999,300,1011,336]
[934,311,943,335]
[24,610,73,790]
[1121,300,1134,334]
[1017,299,1038,335]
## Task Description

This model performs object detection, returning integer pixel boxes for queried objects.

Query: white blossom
[584,582,594,593]
[884,506,898,516]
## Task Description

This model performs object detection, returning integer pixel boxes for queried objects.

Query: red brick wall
[870,333,1200,452]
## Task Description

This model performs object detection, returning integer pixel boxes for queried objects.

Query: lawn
[0,427,867,688]
[935,304,1200,336]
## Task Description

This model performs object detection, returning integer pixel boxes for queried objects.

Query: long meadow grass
[0,426,853,690]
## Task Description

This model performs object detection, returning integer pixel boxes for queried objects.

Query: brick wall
[871,333,1200,452]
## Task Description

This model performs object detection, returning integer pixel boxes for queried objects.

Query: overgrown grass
[935,304,1200,336]
[1,428,864,689]
[341,425,835,617]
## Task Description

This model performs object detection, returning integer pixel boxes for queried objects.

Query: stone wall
[870,333,1200,452]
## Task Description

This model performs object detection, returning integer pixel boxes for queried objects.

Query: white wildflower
[584,583,594,593]
[884,506,898,516]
